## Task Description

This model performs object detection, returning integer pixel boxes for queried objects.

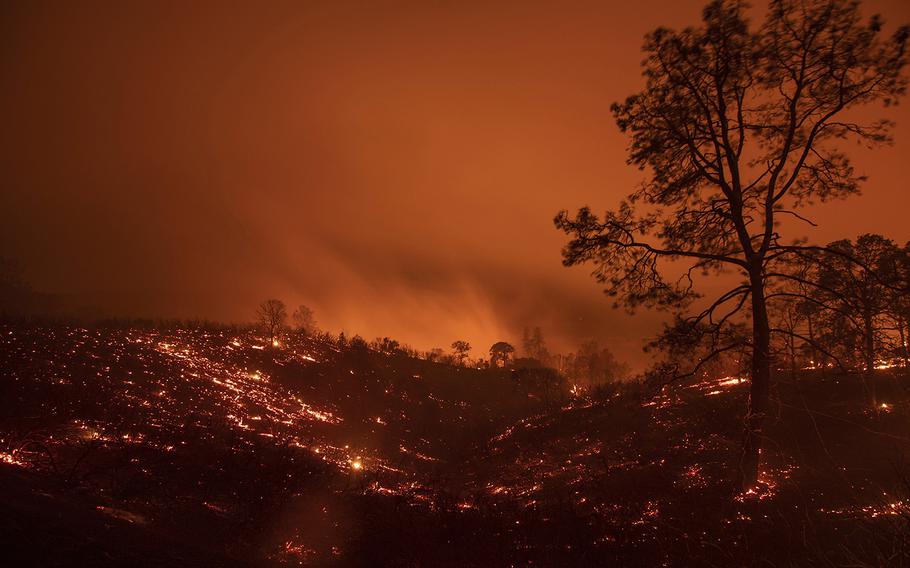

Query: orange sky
[1,0,908,369]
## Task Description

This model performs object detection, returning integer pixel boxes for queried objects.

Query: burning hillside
[1,324,909,566]
[0,324,543,565]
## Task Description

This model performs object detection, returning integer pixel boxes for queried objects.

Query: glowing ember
[1,322,903,564]
[0,451,24,467]
[821,497,909,518]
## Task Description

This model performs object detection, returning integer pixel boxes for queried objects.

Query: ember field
[1,324,909,566]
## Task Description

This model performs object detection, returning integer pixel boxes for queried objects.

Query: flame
[717,376,744,387]
[0,451,24,467]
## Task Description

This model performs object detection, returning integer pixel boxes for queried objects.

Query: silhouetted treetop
[558,0,908,311]
[554,0,908,491]
[489,341,516,368]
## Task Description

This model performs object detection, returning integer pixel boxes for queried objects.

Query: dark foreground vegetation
[1,323,909,566]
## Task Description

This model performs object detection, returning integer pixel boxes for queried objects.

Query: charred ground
[1,323,909,566]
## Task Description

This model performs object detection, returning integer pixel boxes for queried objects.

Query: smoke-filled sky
[2,0,909,369]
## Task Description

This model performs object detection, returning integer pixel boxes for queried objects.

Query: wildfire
[7,322,896,563]
[736,463,796,502]
[267,540,317,565]
[0,451,24,467]
[688,374,748,399]
[717,376,744,387]
[822,497,909,518]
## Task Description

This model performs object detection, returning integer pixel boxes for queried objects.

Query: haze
[2,0,908,369]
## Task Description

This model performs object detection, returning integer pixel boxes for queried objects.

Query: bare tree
[555,0,908,489]
[291,304,317,336]
[256,299,287,346]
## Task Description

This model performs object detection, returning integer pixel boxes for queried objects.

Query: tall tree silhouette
[555,0,908,489]
[521,326,550,364]
[893,243,910,366]
[256,299,287,346]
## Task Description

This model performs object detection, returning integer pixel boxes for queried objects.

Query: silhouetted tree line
[768,235,910,401]
[245,308,631,409]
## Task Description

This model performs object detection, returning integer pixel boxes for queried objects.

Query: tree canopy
[555,0,908,490]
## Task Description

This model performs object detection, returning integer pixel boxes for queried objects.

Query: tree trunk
[898,316,909,368]
[806,312,825,378]
[906,318,910,367]
[787,308,797,381]
[863,311,877,410]
[740,268,771,491]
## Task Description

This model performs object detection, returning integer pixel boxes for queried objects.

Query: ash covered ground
[1,324,909,566]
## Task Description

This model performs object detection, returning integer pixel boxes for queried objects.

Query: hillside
[1,324,909,566]
[0,325,540,566]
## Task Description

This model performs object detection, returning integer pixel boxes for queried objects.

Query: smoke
[1,0,907,374]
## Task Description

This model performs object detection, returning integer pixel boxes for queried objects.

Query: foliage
[489,341,516,368]
[555,0,909,488]
[451,340,472,365]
